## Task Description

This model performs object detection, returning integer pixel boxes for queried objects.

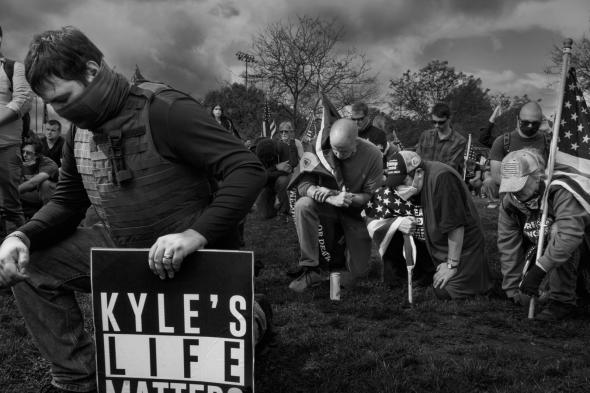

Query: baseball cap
[385,151,422,188]
[499,150,541,193]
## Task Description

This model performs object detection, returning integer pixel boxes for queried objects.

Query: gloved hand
[519,264,546,296]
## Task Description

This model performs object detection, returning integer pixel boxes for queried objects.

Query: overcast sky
[1,0,589,117]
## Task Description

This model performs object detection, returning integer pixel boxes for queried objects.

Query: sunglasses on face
[519,120,541,128]
[279,130,290,134]
[431,119,448,125]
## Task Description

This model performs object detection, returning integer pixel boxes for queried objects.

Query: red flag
[551,68,590,214]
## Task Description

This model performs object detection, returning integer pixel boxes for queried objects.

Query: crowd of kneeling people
[254,101,590,323]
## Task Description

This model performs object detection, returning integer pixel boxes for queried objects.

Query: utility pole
[235,51,256,91]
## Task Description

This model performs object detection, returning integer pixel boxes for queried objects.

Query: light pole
[235,51,256,91]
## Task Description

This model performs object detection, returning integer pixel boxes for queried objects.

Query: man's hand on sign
[148,229,208,280]
[0,236,29,288]
[398,217,416,235]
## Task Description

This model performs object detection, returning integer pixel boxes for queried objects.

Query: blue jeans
[12,224,115,392]
[0,145,25,235]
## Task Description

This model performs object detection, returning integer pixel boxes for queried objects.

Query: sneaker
[486,203,498,209]
[40,384,97,393]
[535,300,576,321]
[288,267,326,292]
[509,292,531,307]
[285,265,305,278]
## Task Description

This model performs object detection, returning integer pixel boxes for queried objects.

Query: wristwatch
[446,261,459,269]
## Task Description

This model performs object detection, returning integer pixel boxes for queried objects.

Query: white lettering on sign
[183,294,200,334]
[105,380,243,393]
[127,293,148,332]
[229,296,246,338]
[101,292,121,332]
[104,334,245,385]
[158,293,175,333]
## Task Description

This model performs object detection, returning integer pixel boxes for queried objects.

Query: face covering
[512,182,545,211]
[53,61,130,131]
[519,121,541,137]
[396,185,417,201]
[395,168,424,201]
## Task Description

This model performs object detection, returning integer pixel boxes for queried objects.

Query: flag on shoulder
[314,93,341,172]
[288,93,342,194]
[550,67,590,214]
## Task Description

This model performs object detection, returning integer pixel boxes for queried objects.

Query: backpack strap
[2,58,15,92]
[503,132,510,155]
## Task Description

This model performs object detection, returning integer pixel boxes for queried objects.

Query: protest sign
[91,248,254,393]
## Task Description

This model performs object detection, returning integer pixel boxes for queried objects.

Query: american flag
[262,99,275,138]
[363,186,425,257]
[550,68,590,214]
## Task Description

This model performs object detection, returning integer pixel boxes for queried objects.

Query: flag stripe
[367,217,404,257]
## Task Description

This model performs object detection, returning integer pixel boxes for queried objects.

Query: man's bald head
[519,101,543,122]
[330,119,358,160]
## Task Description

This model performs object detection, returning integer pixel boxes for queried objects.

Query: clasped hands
[312,186,353,207]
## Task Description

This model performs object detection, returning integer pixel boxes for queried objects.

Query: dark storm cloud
[209,1,240,19]
[113,8,220,96]
[1,0,89,59]
[283,0,551,44]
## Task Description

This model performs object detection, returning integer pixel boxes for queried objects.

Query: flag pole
[526,38,573,319]
[403,235,415,304]
[463,133,472,181]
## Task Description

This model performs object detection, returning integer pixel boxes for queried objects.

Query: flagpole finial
[563,38,573,49]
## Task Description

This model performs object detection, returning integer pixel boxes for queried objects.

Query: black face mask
[513,182,546,211]
[53,62,130,131]
[519,120,541,137]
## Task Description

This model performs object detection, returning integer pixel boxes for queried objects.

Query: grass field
[1,198,589,393]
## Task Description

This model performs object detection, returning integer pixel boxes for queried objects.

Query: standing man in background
[416,102,466,173]
[0,25,33,236]
[350,102,387,153]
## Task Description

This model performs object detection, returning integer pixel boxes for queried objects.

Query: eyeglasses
[431,119,448,125]
[351,116,366,123]
[519,120,541,128]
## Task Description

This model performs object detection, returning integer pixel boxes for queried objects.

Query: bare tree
[251,15,377,131]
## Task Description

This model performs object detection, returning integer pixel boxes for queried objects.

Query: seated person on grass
[255,136,292,219]
[288,119,383,292]
[19,139,58,218]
